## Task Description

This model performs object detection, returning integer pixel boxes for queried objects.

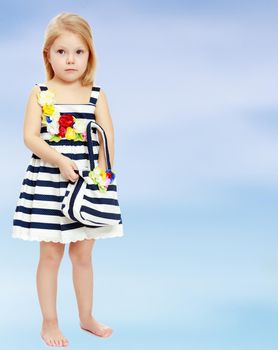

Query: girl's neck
[48,77,84,90]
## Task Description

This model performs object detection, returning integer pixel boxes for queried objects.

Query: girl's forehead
[52,31,87,47]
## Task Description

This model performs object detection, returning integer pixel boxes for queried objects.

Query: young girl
[12,12,124,347]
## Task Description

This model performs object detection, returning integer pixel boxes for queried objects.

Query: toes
[104,328,113,337]
[99,328,111,337]
[61,337,69,347]
[41,331,69,347]
[43,336,53,346]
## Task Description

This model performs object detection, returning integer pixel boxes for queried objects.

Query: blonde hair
[42,12,97,86]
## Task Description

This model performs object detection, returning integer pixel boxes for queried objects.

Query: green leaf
[74,133,83,141]
[49,134,61,142]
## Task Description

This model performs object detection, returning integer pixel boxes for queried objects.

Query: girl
[12,12,124,347]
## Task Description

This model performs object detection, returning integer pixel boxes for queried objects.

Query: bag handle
[86,121,112,171]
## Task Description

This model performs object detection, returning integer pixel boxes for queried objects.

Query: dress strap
[35,83,47,91]
[90,85,101,106]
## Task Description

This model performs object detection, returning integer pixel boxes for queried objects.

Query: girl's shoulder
[28,83,45,101]
[25,84,42,104]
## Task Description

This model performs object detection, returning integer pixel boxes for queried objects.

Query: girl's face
[47,30,90,83]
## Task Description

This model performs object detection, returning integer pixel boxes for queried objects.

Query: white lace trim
[12,224,124,244]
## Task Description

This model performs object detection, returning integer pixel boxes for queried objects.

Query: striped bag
[61,121,123,227]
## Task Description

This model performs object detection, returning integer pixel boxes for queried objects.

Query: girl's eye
[56,49,84,55]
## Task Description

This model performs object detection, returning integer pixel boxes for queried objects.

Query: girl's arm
[23,86,65,166]
[95,89,115,170]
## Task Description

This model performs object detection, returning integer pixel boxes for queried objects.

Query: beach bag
[61,120,123,227]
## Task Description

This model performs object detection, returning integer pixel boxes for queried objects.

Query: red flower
[57,125,67,137]
[106,170,115,182]
[59,114,74,128]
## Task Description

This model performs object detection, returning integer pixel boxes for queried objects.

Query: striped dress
[12,83,124,243]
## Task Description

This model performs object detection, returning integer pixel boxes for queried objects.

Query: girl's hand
[57,156,79,182]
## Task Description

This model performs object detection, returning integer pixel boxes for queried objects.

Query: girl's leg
[37,241,69,347]
[69,238,113,337]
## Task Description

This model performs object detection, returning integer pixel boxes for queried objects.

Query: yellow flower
[94,166,106,179]
[42,104,55,115]
[65,127,76,140]
[100,169,106,180]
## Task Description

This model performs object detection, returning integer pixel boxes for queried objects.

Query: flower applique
[37,90,87,142]
[89,166,116,193]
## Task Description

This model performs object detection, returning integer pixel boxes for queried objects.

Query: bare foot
[80,316,113,338]
[41,319,69,347]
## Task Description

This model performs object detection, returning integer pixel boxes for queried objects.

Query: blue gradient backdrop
[1,1,278,349]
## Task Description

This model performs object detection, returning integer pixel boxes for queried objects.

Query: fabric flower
[49,134,61,142]
[74,132,85,141]
[59,114,75,128]
[47,119,59,135]
[88,166,116,192]
[37,90,88,143]
[73,119,86,133]
[42,104,55,116]
[65,127,76,140]
[106,170,116,182]
[51,109,61,120]
[37,90,55,106]
[57,125,67,138]
[82,131,87,141]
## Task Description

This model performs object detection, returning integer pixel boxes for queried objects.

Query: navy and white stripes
[12,83,124,243]
[61,121,123,227]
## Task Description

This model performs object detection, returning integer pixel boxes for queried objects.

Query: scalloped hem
[12,224,124,244]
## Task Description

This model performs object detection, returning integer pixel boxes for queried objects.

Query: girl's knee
[39,241,65,265]
[69,249,92,266]
[68,241,94,267]
[69,253,92,267]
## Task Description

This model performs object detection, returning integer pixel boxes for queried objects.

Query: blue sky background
[1,1,278,349]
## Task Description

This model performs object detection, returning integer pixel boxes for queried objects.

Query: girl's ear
[46,49,51,62]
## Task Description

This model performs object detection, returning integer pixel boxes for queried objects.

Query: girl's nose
[66,54,75,64]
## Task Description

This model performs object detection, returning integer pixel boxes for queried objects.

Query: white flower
[37,90,55,106]
[47,119,59,135]
[51,108,61,121]
[73,119,86,133]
